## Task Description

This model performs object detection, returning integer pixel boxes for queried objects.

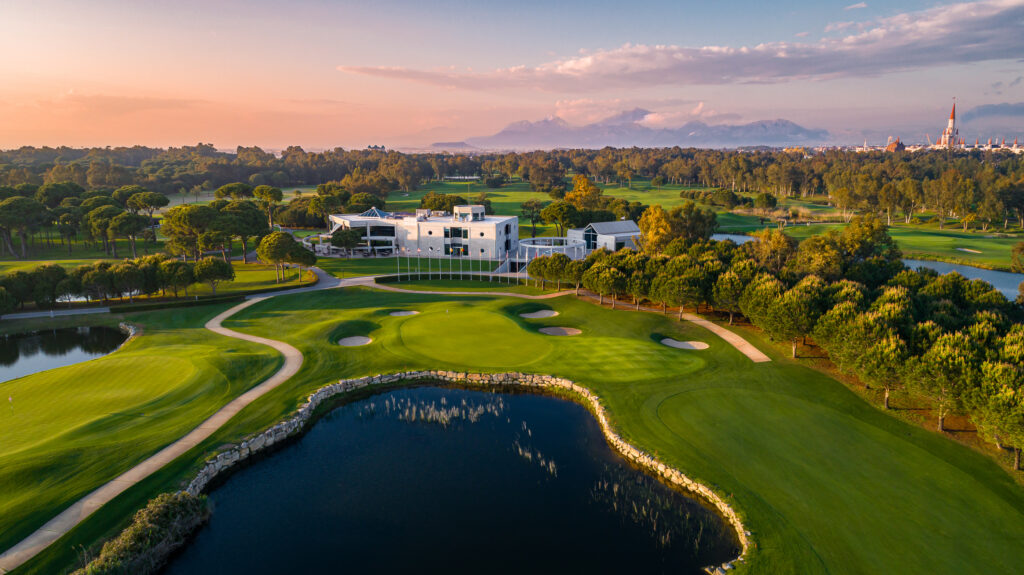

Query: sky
[1,0,1022,149]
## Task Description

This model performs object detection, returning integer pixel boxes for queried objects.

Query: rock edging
[117,322,139,350]
[183,371,750,572]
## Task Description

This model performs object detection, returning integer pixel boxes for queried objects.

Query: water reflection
[165,386,739,574]
[0,327,126,383]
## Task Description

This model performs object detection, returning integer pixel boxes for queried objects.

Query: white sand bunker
[661,338,709,350]
[338,336,372,346]
[955,247,982,254]
[389,310,419,316]
[520,309,559,319]
[540,327,581,336]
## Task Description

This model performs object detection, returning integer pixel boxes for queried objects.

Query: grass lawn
[316,256,500,278]
[0,304,282,554]
[16,287,1024,574]
[379,278,554,296]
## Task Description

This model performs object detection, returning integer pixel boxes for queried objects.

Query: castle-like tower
[938,101,958,148]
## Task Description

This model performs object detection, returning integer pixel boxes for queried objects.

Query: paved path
[0,298,303,574]
[0,269,768,573]
[681,313,771,363]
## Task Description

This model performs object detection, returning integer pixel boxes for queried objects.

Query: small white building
[328,205,519,259]
[567,220,640,252]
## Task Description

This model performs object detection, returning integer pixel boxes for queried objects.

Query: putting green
[396,307,553,367]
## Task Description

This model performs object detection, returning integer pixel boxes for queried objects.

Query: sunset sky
[1,0,1022,149]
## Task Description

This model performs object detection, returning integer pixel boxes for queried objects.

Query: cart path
[0,271,768,573]
[0,297,304,574]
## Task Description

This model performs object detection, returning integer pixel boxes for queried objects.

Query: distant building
[567,220,641,252]
[936,102,959,148]
[885,137,905,152]
[328,205,518,258]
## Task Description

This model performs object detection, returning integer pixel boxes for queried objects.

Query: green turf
[316,256,500,278]
[0,304,282,552]
[13,288,1024,574]
[379,278,552,295]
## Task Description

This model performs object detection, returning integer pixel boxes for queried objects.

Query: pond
[0,326,126,384]
[165,386,739,575]
[712,234,1022,297]
[903,259,1023,298]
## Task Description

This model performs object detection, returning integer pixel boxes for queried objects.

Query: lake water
[165,386,739,575]
[0,326,126,383]
[902,259,1023,298]
[712,234,1022,297]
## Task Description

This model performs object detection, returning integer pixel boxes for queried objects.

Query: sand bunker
[389,310,419,316]
[955,247,982,254]
[539,327,581,336]
[661,338,709,350]
[338,336,372,346]
[520,309,559,319]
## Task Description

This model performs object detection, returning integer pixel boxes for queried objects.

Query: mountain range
[434,108,830,151]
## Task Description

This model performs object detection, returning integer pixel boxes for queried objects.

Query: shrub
[74,492,209,575]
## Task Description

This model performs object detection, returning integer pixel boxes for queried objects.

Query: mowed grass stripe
[0,305,282,553]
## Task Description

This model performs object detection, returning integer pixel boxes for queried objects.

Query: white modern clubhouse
[327,205,519,259]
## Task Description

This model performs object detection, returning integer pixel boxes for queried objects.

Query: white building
[328,205,519,259]
[567,220,641,252]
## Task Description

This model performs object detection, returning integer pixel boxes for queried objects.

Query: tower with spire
[938,99,958,148]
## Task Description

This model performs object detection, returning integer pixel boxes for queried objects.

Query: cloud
[32,93,202,115]
[794,31,811,37]
[961,102,1024,121]
[339,0,1024,92]
[1010,75,1024,87]
[845,2,868,10]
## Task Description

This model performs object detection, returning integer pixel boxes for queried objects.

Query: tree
[158,260,194,297]
[111,262,144,302]
[30,263,68,308]
[126,191,169,220]
[667,202,718,244]
[161,204,218,260]
[753,192,778,214]
[308,194,342,229]
[565,175,603,210]
[564,260,587,295]
[527,256,550,289]
[520,199,545,238]
[546,253,571,290]
[193,257,235,295]
[85,205,124,257]
[857,334,909,409]
[712,270,744,324]
[199,230,232,261]
[109,212,149,259]
[257,231,299,282]
[221,200,267,263]
[346,192,385,213]
[914,332,978,432]
[214,182,254,200]
[637,205,673,254]
[0,196,49,258]
[1012,241,1024,274]
[330,228,363,257]
[627,270,650,310]
[0,286,14,317]
[745,228,796,274]
[540,201,578,237]
[112,184,148,205]
[253,185,283,228]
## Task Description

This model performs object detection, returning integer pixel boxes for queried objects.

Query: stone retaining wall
[183,371,750,572]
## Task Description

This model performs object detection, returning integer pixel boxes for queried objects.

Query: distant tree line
[0,231,316,312]
[525,216,1024,469]
[4,145,1023,231]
